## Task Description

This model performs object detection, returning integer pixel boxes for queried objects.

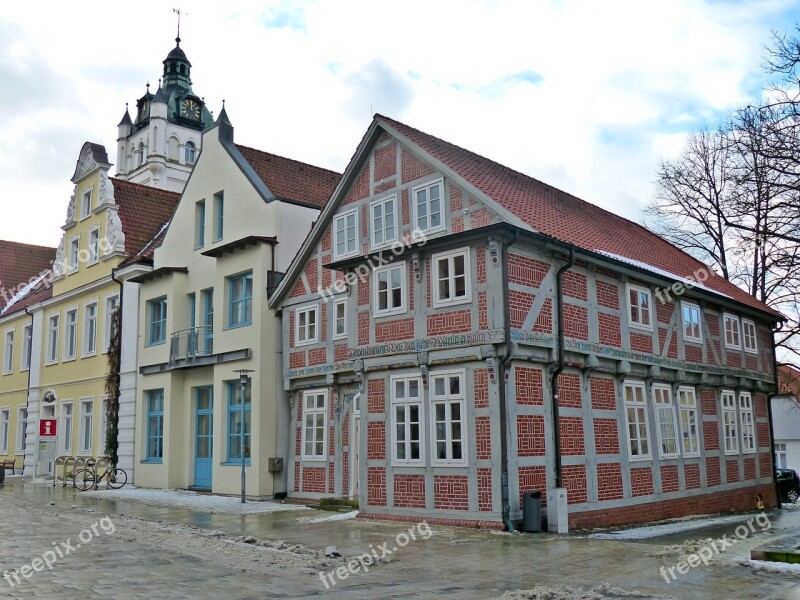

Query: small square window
[432,249,471,307]
[295,305,319,346]
[374,263,406,316]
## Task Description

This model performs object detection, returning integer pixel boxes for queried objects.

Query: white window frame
[333,299,347,340]
[0,408,9,453]
[682,301,702,343]
[68,235,80,273]
[723,313,741,350]
[64,308,78,361]
[14,407,26,454]
[430,369,468,466]
[391,374,425,466]
[431,248,472,308]
[776,443,788,468]
[3,330,13,375]
[626,283,653,331]
[653,384,679,459]
[370,195,398,250]
[739,392,756,454]
[295,304,319,347]
[21,324,32,371]
[301,389,328,461]
[99,395,109,456]
[78,398,94,455]
[46,313,60,365]
[721,390,738,455]
[87,227,100,265]
[80,188,92,219]
[103,294,120,353]
[412,178,445,234]
[742,319,758,354]
[374,262,407,316]
[333,209,359,260]
[623,380,651,460]
[83,301,98,357]
[60,401,74,454]
[677,386,701,458]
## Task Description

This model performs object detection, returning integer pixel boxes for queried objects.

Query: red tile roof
[236,144,341,209]
[1,278,53,317]
[377,115,781,319]
[0,241,56,310]
[113,178,180,262]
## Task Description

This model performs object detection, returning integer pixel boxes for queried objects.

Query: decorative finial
[173,8,187,45]
[146,82,150,90]
[158,78,162,88]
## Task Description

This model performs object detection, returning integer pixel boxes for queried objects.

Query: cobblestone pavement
[3,479,800,599]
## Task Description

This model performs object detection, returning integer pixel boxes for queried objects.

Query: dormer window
[185,141,196,164]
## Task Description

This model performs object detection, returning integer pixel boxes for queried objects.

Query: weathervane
[173,7,188,43]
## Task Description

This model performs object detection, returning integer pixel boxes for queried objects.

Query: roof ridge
[0,239,57,252]
[235,143,341,176]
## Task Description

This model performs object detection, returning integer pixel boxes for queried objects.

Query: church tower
[115,36,214,192]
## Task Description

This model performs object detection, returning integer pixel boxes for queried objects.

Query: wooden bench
[1,459,17,475]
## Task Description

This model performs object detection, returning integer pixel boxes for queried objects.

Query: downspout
[767,319,784,509]
[550,246,575,489]
[498,231,519,532]
[23,306,34,476]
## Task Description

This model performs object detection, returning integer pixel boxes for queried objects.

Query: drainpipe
[767,320,784,509]
[497,231,519,532]
[23,306,34,476]
[550,247,575,489]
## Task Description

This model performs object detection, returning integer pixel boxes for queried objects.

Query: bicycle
[73,462,128,491]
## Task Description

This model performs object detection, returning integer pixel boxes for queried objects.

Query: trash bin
[522,490,542,532]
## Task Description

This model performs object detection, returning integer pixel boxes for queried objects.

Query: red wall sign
[39,419,57,437]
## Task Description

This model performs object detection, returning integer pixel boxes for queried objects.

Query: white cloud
[0,0,797,245]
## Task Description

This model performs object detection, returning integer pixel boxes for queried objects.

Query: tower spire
[173,8,187,45]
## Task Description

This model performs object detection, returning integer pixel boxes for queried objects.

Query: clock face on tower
[181,98,200,120]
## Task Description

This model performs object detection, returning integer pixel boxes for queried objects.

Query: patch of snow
[781,502,800,511]
[740,559,800,576]
[498,582,676,599]
[589,513,764,540]
[81,486,311,515]
[0,270,50,315]
[297,510,359,524]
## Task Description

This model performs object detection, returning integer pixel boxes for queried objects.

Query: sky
[2,0,799,248]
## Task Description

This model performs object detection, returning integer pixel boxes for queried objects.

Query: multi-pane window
[391,375,423,465]
[195,200,206,248]
[0,409,9,453]
[213,192,224,241]
[295,305,318,346]
[432,249,470,307]
[677,387,700,457]
[776,443,788,468]
[370,196,397,248]
[431,371,466,465]
[21,325,32,371]
[228,272,253,328]
[147,297,167,345]
[104,295,119,352]
[88,228,99,264]
[413,179,444,233]
[69,237,80,272]
[227,380,251,463]
[15,408,26,454]
[47,315,59,364]
[81,189,92,218]
[721,390,738,454]
[146,390,164,461]
[375,263,406,315]
[333,300,347,339]
[64,309,77,360]
[333,210,358,259]
[302,390,327,460]
[723,314,741,349]
[682,302,702,343]
[79,399,93,454]
[185,141,196,164]
[653,385,679,458]
[84,302,97,355]
[3,331,13,374]
[623,381,650,459]
[627,284,652,330]
[739,392,756,453]
[742,319,757,353]
[60,402,73,454]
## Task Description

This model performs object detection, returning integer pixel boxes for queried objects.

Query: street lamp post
[235,369,254,503]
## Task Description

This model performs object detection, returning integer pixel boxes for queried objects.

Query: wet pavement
[3,477,800,598]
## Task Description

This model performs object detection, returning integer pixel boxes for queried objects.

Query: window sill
[225,321,252,330]
[222,460,252,466]
[141,459,163,464]
[682,452,701,459]
[684,337,702,345]
[430,462,469,468]
[432,297,472,310]
[627,455,652,462]
[295,339,319,348]
[63,356,77,363]
[300,456,327,463]
[81,352,98,359]
[744,348,758,354]
[628,322,653,333]
[724,344,741,351]
[374,308,407,319]
[145,340,167,347]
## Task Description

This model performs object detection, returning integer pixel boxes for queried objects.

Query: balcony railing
[170,326,214,362]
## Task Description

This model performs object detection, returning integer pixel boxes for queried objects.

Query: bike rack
[53,456,78,487]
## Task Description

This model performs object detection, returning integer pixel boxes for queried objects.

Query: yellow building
[0,241,55,475]
[24,143,178,477]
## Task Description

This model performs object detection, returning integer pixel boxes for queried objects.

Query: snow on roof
[0,270,50,316]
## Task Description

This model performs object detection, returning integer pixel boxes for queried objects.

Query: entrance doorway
[194,386,213,489]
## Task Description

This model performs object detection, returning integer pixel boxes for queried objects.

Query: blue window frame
[228,272,253,328]
[213,192,224,242]
[145,389,164,462]
[202,288,214,354]
[147,297,167,345]
[195,200,205,248]
[227,379,251,464]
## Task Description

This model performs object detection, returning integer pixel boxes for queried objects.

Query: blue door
[194,387,213,489]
